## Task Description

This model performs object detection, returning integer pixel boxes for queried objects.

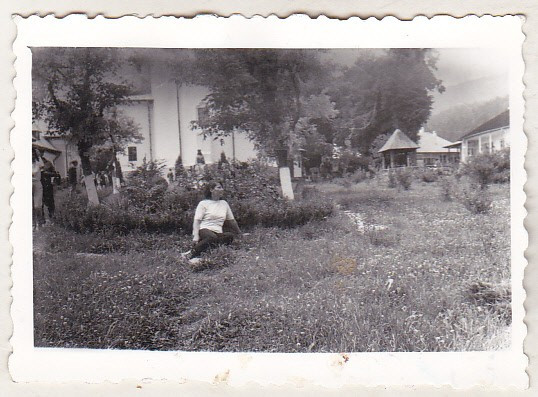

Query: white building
[115,61,257,173]
[460,110,510,163]
[32,59,257,177]
[415,129,460,166]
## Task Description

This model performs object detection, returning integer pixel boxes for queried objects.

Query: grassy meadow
[33,177,511,352]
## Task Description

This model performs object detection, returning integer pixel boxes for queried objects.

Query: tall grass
[34,180,511,352]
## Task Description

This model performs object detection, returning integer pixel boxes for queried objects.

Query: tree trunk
[276,148,294,200]
[78,145,100,206]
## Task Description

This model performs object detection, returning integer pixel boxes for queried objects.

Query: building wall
[461,126,509,163]
[118,101,154,171]
[178,84,210,166]
[35,60,258,177]
[416,152,460,166]
[149,63,182,169]
[209,132,257,164]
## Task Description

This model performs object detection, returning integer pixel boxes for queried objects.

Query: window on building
[467,139,478,158]
[128,146,137,162]
[197,106,209,127]
[481,138,490,154]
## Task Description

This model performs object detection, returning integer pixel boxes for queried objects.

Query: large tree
[32,47,140,204]
[330,49,444,155]
[190,49,337,199]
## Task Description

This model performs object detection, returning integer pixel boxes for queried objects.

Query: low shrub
[456,183,492,214]
[56,174,333,235]
[124,159,169,213]
[350,169,369,184]
[439,176,456,202]
[421,168,439,183]
[395,168,413,190]
[491,169,510,184]
[460,149,510,189]
[230,197,333,230]
[387,170,397,188]
[301,185,321,200]
[466,281,511,324]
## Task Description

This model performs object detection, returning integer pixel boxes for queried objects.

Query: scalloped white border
[9,14,527,388]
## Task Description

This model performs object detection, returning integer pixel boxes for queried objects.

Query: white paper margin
[9,15,528,388]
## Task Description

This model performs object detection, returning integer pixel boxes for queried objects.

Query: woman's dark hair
[202,181,224,199]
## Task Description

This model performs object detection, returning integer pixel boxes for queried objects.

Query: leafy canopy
[32,47,141,151]
[191,49,338,161]
[330,49,444,154]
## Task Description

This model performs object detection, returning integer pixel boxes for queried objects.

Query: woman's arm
[192,219,201,242]
[224,201,241,235]
[227,219,241,235]
[193,201,206,242]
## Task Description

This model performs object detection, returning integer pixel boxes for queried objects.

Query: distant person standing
[99,171,107,189]
[167,168,175,184]
[194,149,206,176]
[196,149,206,165]
[41,156,59,221]
[68,160,78,196]
[32,147,44,229]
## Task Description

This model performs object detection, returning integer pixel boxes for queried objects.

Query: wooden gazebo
[378,129,419,169]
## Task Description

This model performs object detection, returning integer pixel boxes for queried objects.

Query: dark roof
[378,129,419,152]
[443,141,462,149]
[461,110,509,140]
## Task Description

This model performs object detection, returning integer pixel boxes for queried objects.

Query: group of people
[34,147,243,262]
[32,147,60,228]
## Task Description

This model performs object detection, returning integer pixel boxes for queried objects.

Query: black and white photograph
[9,15,527,387]
[29,45,514,352]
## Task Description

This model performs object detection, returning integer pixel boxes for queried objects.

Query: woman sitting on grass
[183,182,241,264]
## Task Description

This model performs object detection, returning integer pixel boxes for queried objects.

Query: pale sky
[434,48,510,87]
[325,47,510,87]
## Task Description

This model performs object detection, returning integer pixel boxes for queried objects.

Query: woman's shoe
[189,257,202,265]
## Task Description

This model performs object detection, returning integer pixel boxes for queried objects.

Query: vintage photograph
[29,46,514,353]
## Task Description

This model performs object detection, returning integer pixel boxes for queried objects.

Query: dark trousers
[42,185,55,218]
[192,228,234,257]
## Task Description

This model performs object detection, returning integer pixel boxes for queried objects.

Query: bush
[230,197,333,230]
[421,168,439,183]
[350,169,369,184]
[439,176,456,202]
[456,183,492,214]
[461,149,510,189]
[55,196,194,235]
[179,161,281,202]
[395,168,413,190]
[387,170,397,188]
[124,159,169,213]
[56,160,333,235]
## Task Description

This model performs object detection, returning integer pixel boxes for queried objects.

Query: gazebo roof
[378,129,419,153]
